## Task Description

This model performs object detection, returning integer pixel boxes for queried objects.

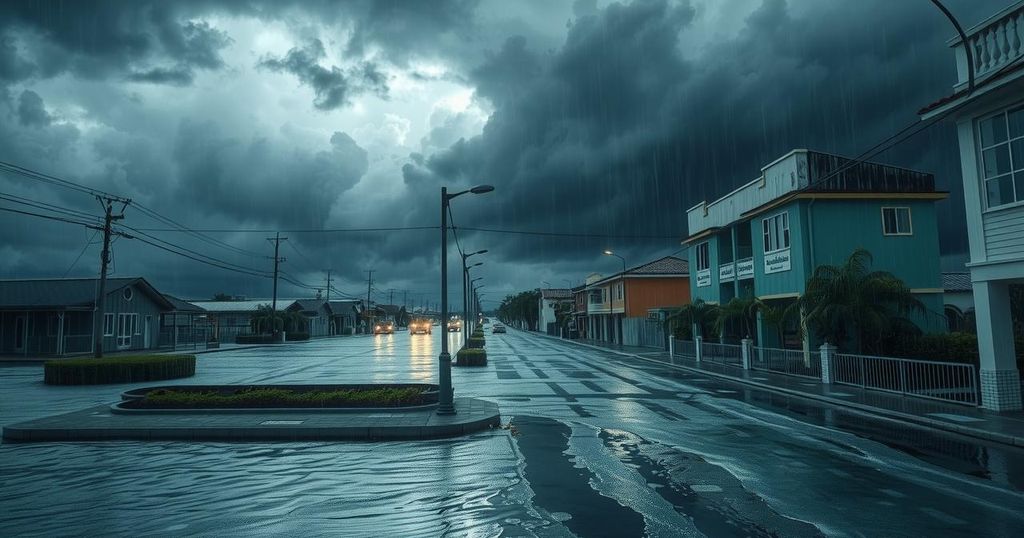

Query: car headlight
[375,325,381,330]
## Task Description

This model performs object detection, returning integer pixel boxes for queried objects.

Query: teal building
[684,149,948,349]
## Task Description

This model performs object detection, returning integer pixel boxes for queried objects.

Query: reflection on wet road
[2,329,1023,536]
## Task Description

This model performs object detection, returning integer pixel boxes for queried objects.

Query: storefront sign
[696,269,711,287]
[764,249,791,274]
[718,263,735,281]
[736,258,755,279]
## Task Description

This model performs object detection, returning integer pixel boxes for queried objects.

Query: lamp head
[603,250,614,255]
[470,185,495,194]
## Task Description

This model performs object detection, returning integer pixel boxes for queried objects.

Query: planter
[115,383,440,412]
[455,348,487,367]
[206,341,220,349]
[44,355,196,385]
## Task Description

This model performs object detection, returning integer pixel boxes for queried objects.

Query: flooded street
[2,331,1023,537]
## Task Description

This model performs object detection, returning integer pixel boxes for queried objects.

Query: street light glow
[603,250,614,255]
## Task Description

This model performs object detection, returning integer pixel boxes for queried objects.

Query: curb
[519,329,1024,448]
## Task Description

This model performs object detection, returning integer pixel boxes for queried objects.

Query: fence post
[695,335,703,363]
[819,343,836,384]
[741,338,752,370]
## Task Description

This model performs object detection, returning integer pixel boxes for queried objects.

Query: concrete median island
[3,383,500,442]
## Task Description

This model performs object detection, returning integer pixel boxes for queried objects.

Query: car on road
[373,322,395,335]
[492,324,506,334]
[409,319,432,334]
[447,319,462,332]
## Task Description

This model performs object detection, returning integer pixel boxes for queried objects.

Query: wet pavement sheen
[2,330,1023,537]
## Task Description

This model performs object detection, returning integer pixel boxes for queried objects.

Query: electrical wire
[62,229,100,277]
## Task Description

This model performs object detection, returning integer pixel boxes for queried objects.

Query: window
[132,313,140,335]
[881,207,912,235]
[696,241,710,271]
[762,212,790,253]
[103,313,115,336]
[123,287,133,301]
[978,106,1024,208]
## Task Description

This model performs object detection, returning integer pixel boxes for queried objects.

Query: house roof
[540,288,572,300]
[942,272,972,292]
[918,60,1024,115]
[588,256,689,288]
[188,299,296,313]
[0,277,174,310]
[289,299,328,313]
[326,300,361,315]
[163,295,205,313]
[377,304,405,315]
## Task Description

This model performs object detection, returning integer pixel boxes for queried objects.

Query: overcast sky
[0,0,1006,308]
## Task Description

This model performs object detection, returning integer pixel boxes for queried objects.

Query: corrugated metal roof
[942,272,972,292]
[290,299,328,313]
[188,299,297,312]
[0,277,172,310]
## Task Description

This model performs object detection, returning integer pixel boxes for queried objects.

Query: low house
[942,272,975,332]
[586,256,690,346]
[326,300,361,335]
[538,288,573,336]
[159,295,209,349]
[0,277,174,356]
[287,299,331,337]
[188,299,298,343]
[570,284,588,339]
[377,304,408,327]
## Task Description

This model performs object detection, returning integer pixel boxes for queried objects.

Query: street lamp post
[439,184,494,415]
[463,256,485,340]
[603,250,627,344]
[470,277,483,330]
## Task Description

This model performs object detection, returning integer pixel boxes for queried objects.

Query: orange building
[585,256,690,345]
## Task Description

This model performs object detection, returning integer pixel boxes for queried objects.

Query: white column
[820,343,836,385]
[741,338,752,370]
[695,335,703,363]
[973,280,1022,411]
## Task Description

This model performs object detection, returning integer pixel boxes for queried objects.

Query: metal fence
[623,318,665,349]
[701,341,743,368]
[672,338,697,359]
[752,346,822,379]
[833,353,978,406]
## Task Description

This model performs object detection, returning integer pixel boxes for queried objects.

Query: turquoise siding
[688,197,946,334]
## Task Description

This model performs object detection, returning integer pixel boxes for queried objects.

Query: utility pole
[267,233,288,329]
[403,290,407,309]
[324,269,333,301]
[91,196,129,358]
[388,288,394,305]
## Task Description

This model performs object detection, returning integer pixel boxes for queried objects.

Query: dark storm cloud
[258,39,388,110]
[172,123,369,227]
[16,89,50,126]
[0,1,231,85]
[403,0,1001,267]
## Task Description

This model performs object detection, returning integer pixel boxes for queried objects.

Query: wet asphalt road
[1,328,1023,537]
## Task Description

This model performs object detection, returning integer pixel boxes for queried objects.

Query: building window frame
[762,212,790,254]
[977,105,1024,210]
[696,241,710,272]
[103,313,115,336]
[881,207,913,236]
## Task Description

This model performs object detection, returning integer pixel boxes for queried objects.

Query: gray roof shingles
[0,277,145,309]
[942,272,972,292]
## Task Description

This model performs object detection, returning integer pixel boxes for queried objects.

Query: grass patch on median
[132,386,429,409]
[44,354,196,385]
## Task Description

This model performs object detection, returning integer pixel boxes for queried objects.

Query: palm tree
[713,296,760,342]
[250,304,280,334]
[794,248,924,353]
[667,299,719,340]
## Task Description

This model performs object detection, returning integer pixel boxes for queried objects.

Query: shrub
[44,354,196,385]
[466,336,485,349]
[455,348,487,367]
[285,332,310,341]
[135,386,426,409]
[885,332,980,364]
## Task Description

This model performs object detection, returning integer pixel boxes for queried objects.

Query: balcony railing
[955,2,1024,85]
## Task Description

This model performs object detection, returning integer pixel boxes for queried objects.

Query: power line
[0,160,127,202]
[130,225,439,233]
[62,229,100,277]
[0,205,96,227]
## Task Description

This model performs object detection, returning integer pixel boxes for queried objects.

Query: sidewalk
[535,333,1024,448]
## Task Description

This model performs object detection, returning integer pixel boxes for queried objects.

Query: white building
[919,0,1024,410]
[538,288,572,336]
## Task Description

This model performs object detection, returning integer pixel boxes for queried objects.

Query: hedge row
[236,334,277,344]
[44,354,196,385]
[465,336,486,349]
[286,332,310,341]
[456,348,487,367]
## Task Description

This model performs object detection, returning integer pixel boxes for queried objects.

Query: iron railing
[751,346,822,379]
[833,353,978,406]
[672,338,697,359]
[701,341,743,368]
